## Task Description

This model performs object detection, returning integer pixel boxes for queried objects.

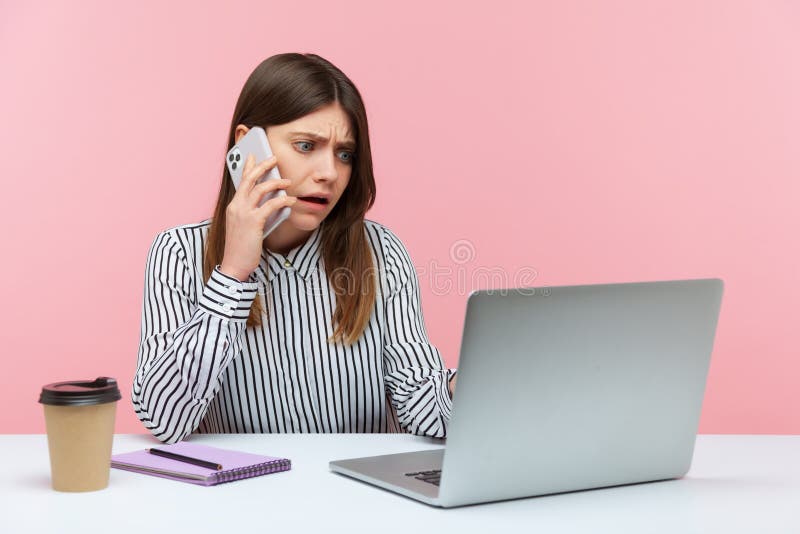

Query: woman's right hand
[219,153,297,282]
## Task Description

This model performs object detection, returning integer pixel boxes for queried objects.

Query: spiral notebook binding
[214,458,292,484]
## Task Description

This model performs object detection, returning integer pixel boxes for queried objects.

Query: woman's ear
[234,124,249,144]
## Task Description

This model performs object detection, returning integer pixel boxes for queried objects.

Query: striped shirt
[132,218,456,444]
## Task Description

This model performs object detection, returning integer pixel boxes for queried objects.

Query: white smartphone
[226,126,291,238]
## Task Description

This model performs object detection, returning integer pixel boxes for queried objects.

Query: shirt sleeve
[381,227,458,438]
[131,230,259,444]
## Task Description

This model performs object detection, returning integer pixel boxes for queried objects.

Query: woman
[132,53,457,444]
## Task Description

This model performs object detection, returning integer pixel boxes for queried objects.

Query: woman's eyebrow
[288,131,356,149]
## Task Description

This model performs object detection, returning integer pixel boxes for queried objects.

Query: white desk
[1,434,798,533]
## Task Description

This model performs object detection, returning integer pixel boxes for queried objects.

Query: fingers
[257,193,297,222]
[250,178,292,207]
[239,154,278,192]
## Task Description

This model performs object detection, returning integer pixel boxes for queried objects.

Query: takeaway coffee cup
[39,377,121,492]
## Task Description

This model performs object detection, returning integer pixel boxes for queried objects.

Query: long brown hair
[204,53,377,345]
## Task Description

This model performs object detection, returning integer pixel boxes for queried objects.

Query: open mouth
[298,196,329,205]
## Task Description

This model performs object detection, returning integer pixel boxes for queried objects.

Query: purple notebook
[111,442,291,486]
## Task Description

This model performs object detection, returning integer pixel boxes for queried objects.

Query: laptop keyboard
[404,469,442,486]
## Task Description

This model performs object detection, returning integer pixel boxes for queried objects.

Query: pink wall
[2,1,798,434]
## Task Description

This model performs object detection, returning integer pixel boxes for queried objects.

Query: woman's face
[235,103,355,233]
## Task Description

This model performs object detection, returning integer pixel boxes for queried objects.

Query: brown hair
[203,53,377,345]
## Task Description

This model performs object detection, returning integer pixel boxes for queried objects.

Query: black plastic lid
[39,377,122,406]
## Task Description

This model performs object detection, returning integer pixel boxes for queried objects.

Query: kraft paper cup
[39,377,121,492]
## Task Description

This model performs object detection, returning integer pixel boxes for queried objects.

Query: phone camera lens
[235,154,241,162]
[232,162,237,170]
[228,154,234,162]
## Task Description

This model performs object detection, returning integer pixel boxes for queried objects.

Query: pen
[146,448,223,470]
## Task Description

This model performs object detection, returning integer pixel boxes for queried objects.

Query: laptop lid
[437,278,724,507]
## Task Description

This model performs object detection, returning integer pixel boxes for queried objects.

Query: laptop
[329,278,724,507]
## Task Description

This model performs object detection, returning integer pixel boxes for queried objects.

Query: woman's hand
[219,153,297,281]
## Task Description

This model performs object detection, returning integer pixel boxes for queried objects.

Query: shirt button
[227,286,239,296]
[221,303,233,313]
[284,260,292,267]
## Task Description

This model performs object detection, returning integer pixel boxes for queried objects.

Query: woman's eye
[294,142,354,163]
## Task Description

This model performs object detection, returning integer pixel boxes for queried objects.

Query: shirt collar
[257,225,323,283]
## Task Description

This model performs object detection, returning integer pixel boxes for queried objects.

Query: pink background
[1,1,798,434]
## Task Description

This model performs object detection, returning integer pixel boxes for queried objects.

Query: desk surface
[1,434,798,533]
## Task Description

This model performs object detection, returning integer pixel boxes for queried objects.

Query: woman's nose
[315,152,340,181]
